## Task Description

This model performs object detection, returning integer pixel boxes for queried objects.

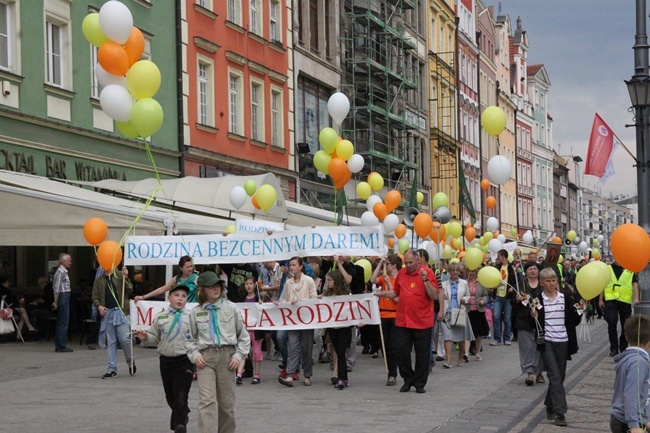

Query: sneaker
[475,354,482,361]
[303,377,311,386]
[293,371,300,380]
[102,371,117,379]
[264,353,272,361]
[55,347,73,353]
[504,341,512,346]
[546,408,555,420]
[336,379,346,390]
[236,375,242,385]
[87,344,97,350]
[442,363,452,369]
[489,341,501,346]
[278,370,288,379]
[554,415,567,427]
[128,363,137,376]
[386,376,397,386]
[174,425,187,433]
[435,355,445,361]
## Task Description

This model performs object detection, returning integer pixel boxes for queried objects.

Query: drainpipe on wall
[176,0,185,178]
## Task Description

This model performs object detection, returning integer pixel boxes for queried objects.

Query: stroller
[0,296,24,343]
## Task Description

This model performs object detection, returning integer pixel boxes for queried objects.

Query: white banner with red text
[130,294,380,331]
[124,225,386,265]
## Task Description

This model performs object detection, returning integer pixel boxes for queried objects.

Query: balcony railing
[518,184,534,197]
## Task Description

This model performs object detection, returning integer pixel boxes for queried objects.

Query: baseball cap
[169,283,190,294]
[197,271,226,287]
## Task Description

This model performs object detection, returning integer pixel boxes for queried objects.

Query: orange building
[181,1,294,197]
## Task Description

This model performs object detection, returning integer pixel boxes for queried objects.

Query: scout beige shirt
[142,309,191,357]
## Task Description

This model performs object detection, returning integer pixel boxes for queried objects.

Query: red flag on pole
[585,113,619,177]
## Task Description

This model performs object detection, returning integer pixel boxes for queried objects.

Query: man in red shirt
[379,249,440,393]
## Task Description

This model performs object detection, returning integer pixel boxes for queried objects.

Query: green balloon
[243,180,257,197]
[431,192,449,210]
[116,120,139,138]
[82,13,110,47]
[398,239,410,254]
[318,127,339,154]
[130,98,164,138]
[313,150,332,174]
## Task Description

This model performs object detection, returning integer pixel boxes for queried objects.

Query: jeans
[104,308,133,373]
[55,292,70,349]
[492,296,512,343]
[276,329,288,365]
[604,300,632,354]
[394,326,433,390]
[541,340,569,416]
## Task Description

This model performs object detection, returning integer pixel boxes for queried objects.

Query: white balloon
[597,234,604,243]
[522,231,534,245]
[327,92,350,124]
[486,217,499,232]
[361,211,379,226]
[488,238,503,253]
[383,214,399,233]
[347,154,365,173]
[99,0,134,44]
[487,155,512,185]
[366,195,382,212]
[96,63,127,89]
[99,84,133,121]
[229,186,247,210]
[497,234,506,243]
[579,241,588,252]
[426,241,444,261]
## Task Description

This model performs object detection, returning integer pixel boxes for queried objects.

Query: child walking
[136,284,194,433]
[236,276,264,385]
[610,313,650,433]
[185,272,250,433]
[324,270,353,390]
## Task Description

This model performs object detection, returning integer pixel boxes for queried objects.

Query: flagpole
[613,134,638,161]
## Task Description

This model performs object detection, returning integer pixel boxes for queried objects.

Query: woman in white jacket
[440,262,474,368]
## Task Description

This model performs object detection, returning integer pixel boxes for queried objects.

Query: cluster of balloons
[312,93,365,190]
[229,180,277,212]
[82,1,163,138]
[83,217,123,271]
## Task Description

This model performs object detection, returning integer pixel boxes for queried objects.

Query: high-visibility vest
[603,267,634,304]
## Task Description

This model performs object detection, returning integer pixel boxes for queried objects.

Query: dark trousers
[360,324,381,353]
[328,326,353,381]
[394,326,432,389]
[604,300,632,354]
[160,354,194,430]
[541,340,568,416]
[381,317,398,378]
[609,415,632,433]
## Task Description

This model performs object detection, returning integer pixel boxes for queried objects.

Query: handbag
[0,318,14,335]
[534,317,546,345]
[450,307,466,327]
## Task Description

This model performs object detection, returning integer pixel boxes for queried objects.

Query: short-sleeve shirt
[393,266,436,329]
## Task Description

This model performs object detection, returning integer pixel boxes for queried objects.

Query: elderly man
[52,253,73,353]
[379,249,439,394]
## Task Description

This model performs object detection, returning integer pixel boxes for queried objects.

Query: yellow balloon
[416,191,424,204]
[256,184,277,211]
[443,245,453,259]
[451,238,462,250]
[355,259,372,283]
[558,254,564,264]
[398,239,410,254]
[313,150,332,174]
[336,140,354,161]
[449,258,460,264]
[576,261,610,299]
[481,106,507,136]
[82,13,110,47]
[127,60,162,100]
[448,222,462,239]
[478,266,502,288]
[225,225,236,234]
[356,182,372,200]
[567,230,577,242]
[465,248,483,270]
[484,232,494,242]
[318,128,338,153]
[368,173,384,191]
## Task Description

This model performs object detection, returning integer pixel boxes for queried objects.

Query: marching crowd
[2,247,648,433]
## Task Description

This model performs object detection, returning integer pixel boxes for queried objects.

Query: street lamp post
[625,0,650,317]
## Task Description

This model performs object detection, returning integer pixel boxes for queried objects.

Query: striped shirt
[52,265,71,294]
[542,291,568,342]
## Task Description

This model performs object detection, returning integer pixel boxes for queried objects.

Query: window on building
[271,88,282,148]
[0,2,8,71]
[270,0,279,42]
[46,20,63,86]
[196,0,211,8]
[430,15,436,51]
[229,70,243,134]
[250,80,264,141]
[198,59,214,126]
[91,45,100,98]
[228,0,241,25]
[250,0,261,36]
[309,0,319,52]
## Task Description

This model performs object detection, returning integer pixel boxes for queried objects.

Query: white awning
[0,171,231,246]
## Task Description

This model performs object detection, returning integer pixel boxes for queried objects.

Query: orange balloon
[486,195,497,209]
[395,224,407,239]
[611,223,650,272]
[465,226,476,242]
[252,195,261,209]
[333,168,351,190]
[124,27,145,66]
[373,202,388,221]
[384,190,402,212]
[83,217,108,245]
[97,240,123,271]
[387,238,395,248]
[481,179,490,191]
[429,223,446,243]
[328,157,348,181]
[553,236,563,244]
[413,213,433,239]
[98,42,129,76]
[457,251,466,259]
[451,237,463,250]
